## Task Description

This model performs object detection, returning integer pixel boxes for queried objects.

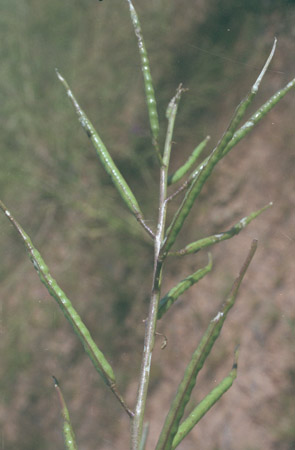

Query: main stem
[131,103,177,448]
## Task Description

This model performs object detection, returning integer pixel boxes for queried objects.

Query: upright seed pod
[126,0,160,147]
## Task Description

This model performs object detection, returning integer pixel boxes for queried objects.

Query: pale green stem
[131,85,183,449]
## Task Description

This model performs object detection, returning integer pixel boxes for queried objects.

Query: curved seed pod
[157,254,212,319]
[169,202,272,257]
[126,0,160,143]
[168,136,210,186]
[53,376,78,450]
[155,241,257,450]
[0,201,115,386]
[172,350,239,449]
[218,37,277,140]
[204,37,277,166]
[55,70,144,223]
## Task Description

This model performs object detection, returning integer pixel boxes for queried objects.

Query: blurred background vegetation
[0,0,294,449]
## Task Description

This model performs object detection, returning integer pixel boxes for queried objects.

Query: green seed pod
[158,254,212,319]
[53,377,78,450]
[0,201,116,387]
[155,242,257,450]
[56,69,143,223]
[168,135,210,185]
[162,68,295,258]
[169,203,272,257]
[172,350,238,449]
[126,0,159,142]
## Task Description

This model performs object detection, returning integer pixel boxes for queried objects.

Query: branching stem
[131,85,184,449]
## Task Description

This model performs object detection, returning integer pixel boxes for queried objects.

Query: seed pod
[56,69,144,223]
[172,350,239,449]
[168,135,210,185]
[155,241,257,450]
[53,377,78,450]
[158,254,212,319]
[169,202,272,257]
[0,200,116,387]
[162,51,295,258]
[126,0,159,142]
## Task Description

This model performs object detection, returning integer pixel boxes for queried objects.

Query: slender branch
[139,423,149,450]
[131,85,184,449]
[165,179,189,204]
[136,214,156,239]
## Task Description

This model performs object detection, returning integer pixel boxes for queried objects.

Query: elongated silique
[0,200,116,386]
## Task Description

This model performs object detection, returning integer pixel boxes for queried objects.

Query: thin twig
[131,85,184,449]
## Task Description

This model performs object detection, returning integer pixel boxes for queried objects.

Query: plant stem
[131,86,183,449]
[130,165,166,448]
